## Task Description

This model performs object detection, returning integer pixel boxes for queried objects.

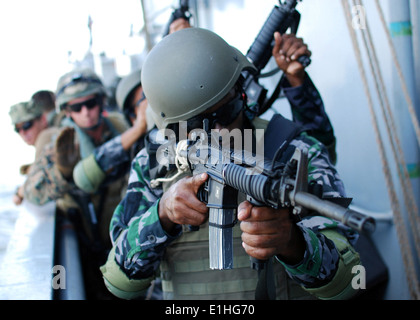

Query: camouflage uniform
[23,113,129,246]
[102,125,360,300]
[281,73,336,164]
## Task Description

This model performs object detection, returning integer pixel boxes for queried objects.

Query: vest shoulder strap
[253,114,303,161]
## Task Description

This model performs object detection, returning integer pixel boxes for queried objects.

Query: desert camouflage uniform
[23,113,129,247]
[23,139,73,205]
[105,127,360,300]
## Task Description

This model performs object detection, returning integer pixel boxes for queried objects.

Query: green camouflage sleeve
[277,133,360,297]
[282,73,337,164]
[291,132,345,197]
[110,149,182,280]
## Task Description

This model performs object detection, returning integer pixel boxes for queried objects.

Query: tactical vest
[154,115,317,300]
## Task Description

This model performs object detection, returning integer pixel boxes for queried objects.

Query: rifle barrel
[294,192,376,233]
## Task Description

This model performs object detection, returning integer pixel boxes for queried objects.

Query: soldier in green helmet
[72,68,150,195]
[100,28,361,300]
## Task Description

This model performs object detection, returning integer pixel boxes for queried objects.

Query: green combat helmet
[55,68,106,110]
[115,69,142,123]
[141,28,257,129]
[9,100,43,125]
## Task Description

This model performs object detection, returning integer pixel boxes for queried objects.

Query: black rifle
[243,0,311,119]
[169,123,375,270]
[163,0,192,37]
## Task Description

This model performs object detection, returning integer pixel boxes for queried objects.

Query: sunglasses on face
[14,117,40,133]
[169,90,245,134]
[66,96,101,113]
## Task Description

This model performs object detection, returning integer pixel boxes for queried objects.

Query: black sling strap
[255,114,303,300]
[263,113,304,161]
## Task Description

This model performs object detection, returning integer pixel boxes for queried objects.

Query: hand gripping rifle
[243,0,311,119]
[159,121,376,271]
[163,0,192,37]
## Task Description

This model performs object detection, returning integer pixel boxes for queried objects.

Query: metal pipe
[140,0,153,52]
[388,0,420,184]
[410,0,420,106]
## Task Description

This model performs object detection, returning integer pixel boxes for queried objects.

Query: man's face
[66,94,102,129]
[15,116,47,146]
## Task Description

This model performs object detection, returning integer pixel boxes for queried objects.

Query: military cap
[9,101,43,125]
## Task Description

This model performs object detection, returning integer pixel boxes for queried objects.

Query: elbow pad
[100,246,154,300]
[73,154,106,193]
[304,229,361,300]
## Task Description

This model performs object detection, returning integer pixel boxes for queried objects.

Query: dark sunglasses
[169,90,245,134]
[66,96,101,113]
[14,116,40,133]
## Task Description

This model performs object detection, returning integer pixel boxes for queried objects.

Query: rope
[354,0,420,262]
[374,0,420,148]
[150,139,190,188]
[341,0,420,299]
